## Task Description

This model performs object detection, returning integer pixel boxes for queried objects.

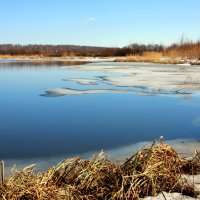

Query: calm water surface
[0,60,199,170]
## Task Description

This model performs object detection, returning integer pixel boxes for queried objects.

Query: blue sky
[0,0,200,47]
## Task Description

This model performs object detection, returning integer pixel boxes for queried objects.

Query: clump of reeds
[116,41,200,64]
[115,51,163,63]
[165,41,200,61]
[0,138,200,199]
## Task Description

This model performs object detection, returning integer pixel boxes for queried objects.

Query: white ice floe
[176,63,191,66]
[42,61,200,97]
[42,88,149,96]
[67,78,98,85]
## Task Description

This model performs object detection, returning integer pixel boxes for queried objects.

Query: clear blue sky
[0,0,200,47]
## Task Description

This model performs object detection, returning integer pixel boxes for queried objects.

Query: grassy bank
[115,52,200,65]
[115,42,200,65]
[115,52,166,63]
[0,139,199,199]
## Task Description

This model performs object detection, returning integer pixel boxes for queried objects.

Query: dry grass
[0,55,45,59]
[116,42,200,65]
[115,51,163,63]
[165,42,200,60]
[0,139,200,199]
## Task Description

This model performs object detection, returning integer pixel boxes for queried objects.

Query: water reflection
[192,116,200,127]
[0,60,89,68]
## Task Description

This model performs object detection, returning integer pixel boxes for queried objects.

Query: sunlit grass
[1,139,199,199]
[115,51,163,63]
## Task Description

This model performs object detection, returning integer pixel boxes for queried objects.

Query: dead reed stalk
[1,160,4,186]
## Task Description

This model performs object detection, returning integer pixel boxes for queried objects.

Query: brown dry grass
[0,55,45,59]
[115,51,163,63]
[0,139,200,199]
[165,43,200,60]
[116,43,200,65]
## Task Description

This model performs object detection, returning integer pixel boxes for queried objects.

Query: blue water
[0,60,199,161]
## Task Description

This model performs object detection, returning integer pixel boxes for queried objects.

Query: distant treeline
[0,44,118,57]
[0,44,164,57]
[126,43,164,55]
[0,41,199,59]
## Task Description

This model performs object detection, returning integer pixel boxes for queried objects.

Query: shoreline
[115,57,200,65]
[114,52,200,65]
[0,55,114,62]
[3,138,200,174]
[0,55,200,65]
[1,139,200,199]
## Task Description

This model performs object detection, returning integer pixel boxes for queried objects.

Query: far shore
[0,54,114,61]
[115,53,200,65]
[0,54,200,65]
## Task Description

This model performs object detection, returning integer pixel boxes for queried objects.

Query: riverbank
[115,53,200,65]
[0,54,114,61]
[1,54,200,65]
[1,139,199,199]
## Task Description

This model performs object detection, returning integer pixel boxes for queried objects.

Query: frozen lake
[0,59,200,172]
